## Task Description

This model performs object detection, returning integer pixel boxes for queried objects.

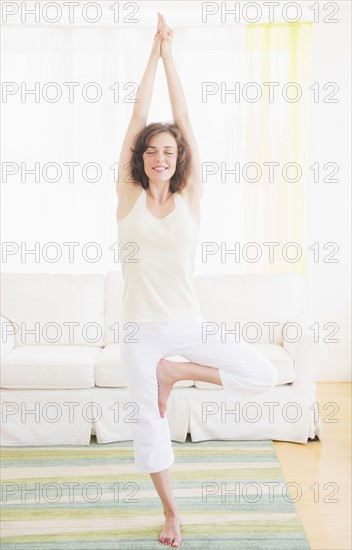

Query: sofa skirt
[0,384,321,446]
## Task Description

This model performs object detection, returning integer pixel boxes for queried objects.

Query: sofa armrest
[283,313,330,388]
[1,315,16,357]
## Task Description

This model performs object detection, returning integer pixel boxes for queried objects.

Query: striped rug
[0,436,310,549]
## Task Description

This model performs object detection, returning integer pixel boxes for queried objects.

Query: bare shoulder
[178,185,203,225]
[116,183,143,222]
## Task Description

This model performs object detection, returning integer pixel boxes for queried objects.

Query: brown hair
[130,122,191,193]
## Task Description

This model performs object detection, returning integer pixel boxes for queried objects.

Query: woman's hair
[130,122,191,193]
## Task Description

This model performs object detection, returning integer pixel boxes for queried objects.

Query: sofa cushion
[94,344,127,388]
[1,273,105,347]
[94,345,194,388]
[0,345,100,389]
[195,273,304,345]
[194,343,294,389]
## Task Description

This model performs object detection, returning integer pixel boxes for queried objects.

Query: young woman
[116,13,278,548]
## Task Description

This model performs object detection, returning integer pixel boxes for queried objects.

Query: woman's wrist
[161,52,173,63]
[149,49,160,64]
[149,53,159,63]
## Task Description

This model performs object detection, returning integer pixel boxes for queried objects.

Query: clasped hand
[151,12,173,60]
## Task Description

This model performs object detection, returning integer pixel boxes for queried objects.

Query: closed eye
[146,151,174,155]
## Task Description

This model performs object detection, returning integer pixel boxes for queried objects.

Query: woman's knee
[258,358,278,390]
[234,345,278,392]
[239,356,278,393]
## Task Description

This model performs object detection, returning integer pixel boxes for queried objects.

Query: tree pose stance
[116,15,201,545]
[116,13,277,548]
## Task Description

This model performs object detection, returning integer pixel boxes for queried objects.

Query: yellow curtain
[245,22,312,281]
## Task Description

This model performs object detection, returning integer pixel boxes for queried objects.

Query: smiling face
[142,132,178,185]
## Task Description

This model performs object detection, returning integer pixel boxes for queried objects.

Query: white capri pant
[120,318,278,474]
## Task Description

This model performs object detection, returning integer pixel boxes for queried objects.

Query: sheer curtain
[2,20,311,277]
[245,22,312,280]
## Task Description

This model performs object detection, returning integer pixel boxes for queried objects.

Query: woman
[116,13,278,548]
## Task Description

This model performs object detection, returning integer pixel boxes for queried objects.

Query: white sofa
[0,271,329,446]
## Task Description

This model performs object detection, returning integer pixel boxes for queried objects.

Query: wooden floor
[273,382,351,550]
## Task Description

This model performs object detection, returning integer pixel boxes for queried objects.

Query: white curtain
[245,22,312,279]
[2,13,311,277]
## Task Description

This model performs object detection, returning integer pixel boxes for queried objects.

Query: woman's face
[142,132,178,184]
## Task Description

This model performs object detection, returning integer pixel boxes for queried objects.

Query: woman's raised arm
[116,15,164,194]
[160,14,203,197]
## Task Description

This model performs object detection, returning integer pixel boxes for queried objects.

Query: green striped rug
[0,436,310,549]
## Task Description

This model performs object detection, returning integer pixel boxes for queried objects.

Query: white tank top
[117,188,202,323]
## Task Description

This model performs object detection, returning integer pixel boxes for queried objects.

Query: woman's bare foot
[156,358,177,418]
[159,513,182,546]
